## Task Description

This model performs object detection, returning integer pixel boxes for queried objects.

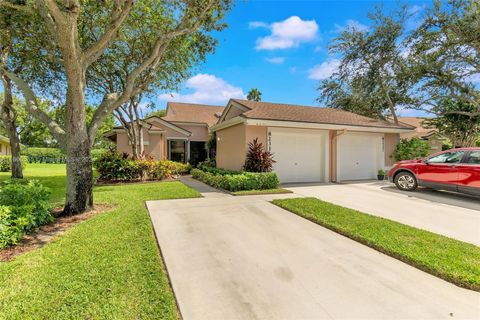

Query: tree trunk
[1,75,23,179]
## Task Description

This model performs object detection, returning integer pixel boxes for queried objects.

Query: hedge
[0,156,28,172]
[93,149,190,182]
[191,168,279,192]
[22,147,107,164]
[0,180,53,248]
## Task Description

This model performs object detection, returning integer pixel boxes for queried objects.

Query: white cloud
[265,56,286,64]
[335,19,369,33]
[308,59,341,80]
[249,21,268,29]
[255,16,319,50]
[158,74,245,105]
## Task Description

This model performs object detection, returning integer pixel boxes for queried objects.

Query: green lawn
[0,164,200,319]
[273,197,480,291]
[232,188,292,196]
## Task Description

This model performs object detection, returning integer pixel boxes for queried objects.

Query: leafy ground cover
[0,163,200,319]
[273,197,480,291]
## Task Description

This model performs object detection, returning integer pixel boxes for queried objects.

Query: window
[427,151,466,164]
[168,140,187,163]
[464,151,480,165]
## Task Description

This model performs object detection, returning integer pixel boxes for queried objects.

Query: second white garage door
[269,128,329,183]
[337,132,385,181]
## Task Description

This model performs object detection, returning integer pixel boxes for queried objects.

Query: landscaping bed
[272,197,480,291]
[232,188,292,196]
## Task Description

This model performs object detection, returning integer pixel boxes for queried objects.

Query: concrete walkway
[285,181,480,246]
[147,194,480,320]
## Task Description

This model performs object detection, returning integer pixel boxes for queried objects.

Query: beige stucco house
[106,102,223,165]
[0,135,11,156]
[397,117,446,155]
[211,99,414,183]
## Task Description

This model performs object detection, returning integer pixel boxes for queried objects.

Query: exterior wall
[427,136,443,154]
[173,123,209,141]
[384,133,399,166]
[115,128,165,160]
[0,142,10,156]
[216,123,246,171]
[329,130,337,182]
[246,125,267,148]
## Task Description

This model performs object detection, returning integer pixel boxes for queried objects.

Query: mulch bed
[0,204,115,262]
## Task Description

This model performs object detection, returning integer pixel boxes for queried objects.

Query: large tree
[247,88,262,102]
[1,0,232,214]
[317,7,417,124]
[409,0,480,117]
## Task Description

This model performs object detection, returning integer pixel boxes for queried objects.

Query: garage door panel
[337,132,384,181]
[269,128,327,183]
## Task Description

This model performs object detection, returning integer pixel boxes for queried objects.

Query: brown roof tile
[232,99,413,130]
[162,102,224,127]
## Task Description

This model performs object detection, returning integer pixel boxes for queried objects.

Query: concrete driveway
[147,195,479,320]
[285,181,480,246]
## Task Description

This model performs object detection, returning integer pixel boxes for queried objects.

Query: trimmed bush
[93,149,191,182]
[0,156,28,172]
[191,168,279,192]
[0,180,53,248]
[393,138,430,161]
[22,147,66,164]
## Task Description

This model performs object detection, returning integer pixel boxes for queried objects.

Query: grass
[0,163,201,319]
[272,197,480,291]
[232,188,292,196]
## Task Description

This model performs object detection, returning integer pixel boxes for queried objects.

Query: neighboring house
[211,99,414,183]
[106,102,224,165]
[0,135,11,156]
[397,117,446,155]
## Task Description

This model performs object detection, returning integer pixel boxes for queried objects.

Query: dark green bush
[22,147,66,164]
[0,156,28,172]
[191,168,279,192]
[0,180,53,248]
[393,137,431,161]
[93,149,190,182]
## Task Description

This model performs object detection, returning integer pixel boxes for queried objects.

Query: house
[211,99,414,183]
[106,102,224,165]
[397,117,446,155]
[0,135,11,156]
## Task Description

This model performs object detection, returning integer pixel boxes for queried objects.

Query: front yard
[0,164,200,319]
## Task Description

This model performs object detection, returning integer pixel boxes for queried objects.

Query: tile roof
[162,102,225,127]
[397,117,439,139]
[231,99,413,130]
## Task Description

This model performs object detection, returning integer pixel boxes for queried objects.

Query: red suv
[388,148,480,196]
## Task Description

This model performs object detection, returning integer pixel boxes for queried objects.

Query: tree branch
[4,70,66,145]
[81,0,134,68]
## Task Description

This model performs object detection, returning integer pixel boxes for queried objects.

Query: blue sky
[156,0,431,116]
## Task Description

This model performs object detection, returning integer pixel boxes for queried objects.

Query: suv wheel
[394,172,418,191]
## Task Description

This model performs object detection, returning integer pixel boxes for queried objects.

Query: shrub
[22,147,66,164]
[93,149,190,182]
[0,180,53,248]
[393,137,430,161]
[244,138,275,172]
[191,168,279,192]
[0,156,28,172]
[91,149,108,162]
[197,158,216,170]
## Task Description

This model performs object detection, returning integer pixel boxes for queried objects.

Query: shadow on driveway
[382,185,480,211]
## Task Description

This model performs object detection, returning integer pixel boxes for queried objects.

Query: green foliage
[393,138,430,161]
[0,156,28,172]
[244,138,275,172]
[423,99,480,148]
[247,88,262,102]
[21,147,65,163]
[191,168,279,192]
[377,169,386,176]
[0,180,53,248]
[273,197,480,291]
[197,158,216,170]
[93,149,190,182]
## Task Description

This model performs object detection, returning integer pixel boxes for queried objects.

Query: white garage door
[269,128,328,183]
[337,132,384,181]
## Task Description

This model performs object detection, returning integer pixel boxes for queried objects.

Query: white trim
[149,131,165,135]
[218,100,250,123]
[210,116,246,132]
[148,118,192,136]
[167,137,189,140]
[169,121,208,127]
[246,119,413,133]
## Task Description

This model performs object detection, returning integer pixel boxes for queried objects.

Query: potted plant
[377,169,386,181]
